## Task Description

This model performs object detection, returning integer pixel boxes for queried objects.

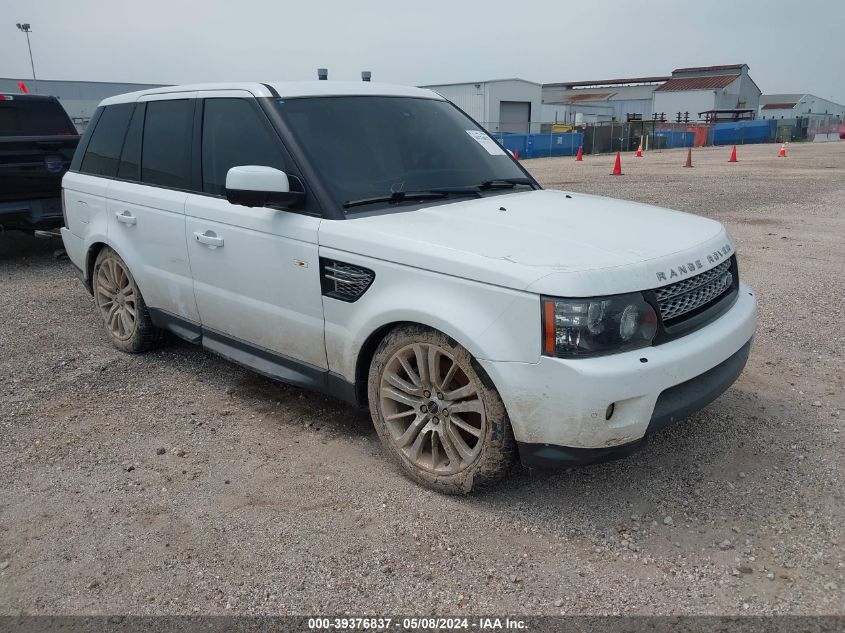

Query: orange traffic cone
[778,143,787,157]
[635,144,643,158]
[611,151,623,175]
[575,145,583,161]
[513,149,519,161]
[728,145,738,163]
[684,148,693,168]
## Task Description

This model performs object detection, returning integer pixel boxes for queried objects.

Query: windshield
[271,96,532,212]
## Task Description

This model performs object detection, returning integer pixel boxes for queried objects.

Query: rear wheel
[368,325,515,494]
[93,247,163,353]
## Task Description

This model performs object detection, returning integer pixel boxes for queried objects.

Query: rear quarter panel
[61,171,111,274]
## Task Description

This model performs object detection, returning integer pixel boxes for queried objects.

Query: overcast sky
[3,0,844,104]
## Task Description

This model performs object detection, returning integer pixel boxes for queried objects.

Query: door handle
[193,230,224,248]
[115,210,137,225]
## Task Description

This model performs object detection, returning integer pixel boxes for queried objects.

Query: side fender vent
[320,258,375,302]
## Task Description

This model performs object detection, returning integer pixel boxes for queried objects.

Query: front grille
[320,259,375,302]
[655,259,733,322]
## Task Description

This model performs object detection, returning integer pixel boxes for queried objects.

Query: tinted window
[141,99,192,189]
[80,103,134,177]
[70,107,102,172]
[117,103,145,181]
[0,98,75,136]
[202,98,285,195]
[272,96,527,211]
[0,104,19,134]
[19,100,76,135]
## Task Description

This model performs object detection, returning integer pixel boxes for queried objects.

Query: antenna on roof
[317,68,328,81]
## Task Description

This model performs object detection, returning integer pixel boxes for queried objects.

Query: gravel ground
[0,142,843,616]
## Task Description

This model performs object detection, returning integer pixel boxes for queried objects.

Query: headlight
[542,293,658,358]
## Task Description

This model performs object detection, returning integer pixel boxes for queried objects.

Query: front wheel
[368,325,515,494]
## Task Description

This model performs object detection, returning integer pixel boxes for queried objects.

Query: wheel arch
[353,321,419,407]
[351,319,496,409]
[84,241,110,294]
[85,241,149,299]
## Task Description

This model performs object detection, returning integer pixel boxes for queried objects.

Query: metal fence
[479,116,843,157]
[805,114,844,142]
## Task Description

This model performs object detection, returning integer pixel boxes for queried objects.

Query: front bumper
[517,339,751,468]
[478,282,757,465]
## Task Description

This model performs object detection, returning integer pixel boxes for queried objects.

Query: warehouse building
[541,76,668,124]
[759,93,845,120]
[0,78,166,131]
[540,65,762,125]
[652,64,761,122]
[758,93,844,142]
[420,78,542,133]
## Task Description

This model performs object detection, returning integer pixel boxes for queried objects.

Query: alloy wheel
[379,342,486,475]
[95,257,137,341]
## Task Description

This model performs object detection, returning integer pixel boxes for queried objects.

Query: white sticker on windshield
[466,130,506,156]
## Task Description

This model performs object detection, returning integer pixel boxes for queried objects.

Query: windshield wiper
[478,177,534,189]
[342,189,481,209]
[341,180,534,209]
[427,178,534,195]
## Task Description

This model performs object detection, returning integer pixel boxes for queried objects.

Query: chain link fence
[480,115,843,158]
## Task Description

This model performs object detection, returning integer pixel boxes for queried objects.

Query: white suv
[61,81,756,494]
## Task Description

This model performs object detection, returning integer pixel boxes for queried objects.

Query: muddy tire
[367,324,515,494]
[93,247,164,353]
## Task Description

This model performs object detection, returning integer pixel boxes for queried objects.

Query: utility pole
[15,23,38,94]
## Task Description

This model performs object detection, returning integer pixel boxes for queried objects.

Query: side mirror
[225,166,305,208]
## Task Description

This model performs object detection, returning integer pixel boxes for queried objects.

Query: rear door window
[201,98,285,195]
[141,99,193,189]
[79,103,134,177]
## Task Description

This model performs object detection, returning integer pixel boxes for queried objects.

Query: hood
[318,189,734,296]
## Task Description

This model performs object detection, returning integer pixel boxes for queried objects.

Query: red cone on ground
[778,143,787,157]
[611,151,623,175]
[575,145,583,161]
[636,144,643,158]
[684,148,693,168]
[728,145,738,162]
[513,149,519,160]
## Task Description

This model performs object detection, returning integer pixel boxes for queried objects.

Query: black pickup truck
[0,93,80,233]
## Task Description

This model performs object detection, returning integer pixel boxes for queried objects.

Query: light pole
[15,23,38,93]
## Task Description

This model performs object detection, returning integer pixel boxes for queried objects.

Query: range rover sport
[60,81,757,494]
